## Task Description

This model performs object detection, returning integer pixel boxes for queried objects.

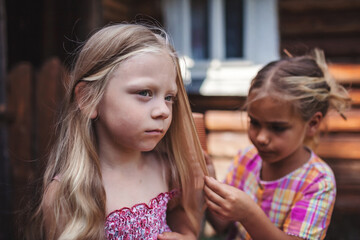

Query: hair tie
[283,49,293,58]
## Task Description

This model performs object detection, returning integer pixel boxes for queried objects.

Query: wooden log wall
[0,0,11,238]
[279,0,360,63]
[6,58,66,238]
[103,0,163,25]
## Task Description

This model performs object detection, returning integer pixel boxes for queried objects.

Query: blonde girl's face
[247,94,309,166]
[95,52,177,152]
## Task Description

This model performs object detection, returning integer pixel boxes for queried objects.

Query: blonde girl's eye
[165,95,176,103]
[138,90,152,97]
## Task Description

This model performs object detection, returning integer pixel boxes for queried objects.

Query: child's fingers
[205,195,227,218]
[204,176,228,198]
[204,182,224,207]
[204,185,237,221]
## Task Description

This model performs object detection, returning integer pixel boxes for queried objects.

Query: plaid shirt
[224,146,336,240]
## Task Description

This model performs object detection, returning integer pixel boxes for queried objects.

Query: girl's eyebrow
[268,121,290,125]
[126,81,178,94]
[169,87,178,94]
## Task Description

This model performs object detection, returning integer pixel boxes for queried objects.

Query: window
[162,0,278,64]
[190,0,244,60]
[162,0,279,95]
[225,0,243,58]
[191,0,209,59]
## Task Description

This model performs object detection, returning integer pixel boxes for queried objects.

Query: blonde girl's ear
[306,112,323,137]
[74,81,98,119]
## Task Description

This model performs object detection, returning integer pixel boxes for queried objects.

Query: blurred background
[0,0,359,239]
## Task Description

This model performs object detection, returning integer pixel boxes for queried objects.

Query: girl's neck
[261,146,310,181]
[99,147,145,171]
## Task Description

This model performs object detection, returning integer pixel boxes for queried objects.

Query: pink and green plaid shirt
[224,146,336,240]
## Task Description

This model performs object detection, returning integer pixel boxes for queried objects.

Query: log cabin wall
[278,3,360,238]
[103,0,163,24]
[279,0,360,63]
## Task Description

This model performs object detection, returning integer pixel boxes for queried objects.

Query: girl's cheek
[247,131,255,143]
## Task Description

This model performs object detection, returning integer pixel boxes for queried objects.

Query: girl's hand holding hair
[204,176,253,223]
[204,176,303,240]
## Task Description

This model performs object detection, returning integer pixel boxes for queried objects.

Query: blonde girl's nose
[151,99,171,119]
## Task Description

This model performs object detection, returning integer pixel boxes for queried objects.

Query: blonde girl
[204,49,351,240]
[26,23,207,240]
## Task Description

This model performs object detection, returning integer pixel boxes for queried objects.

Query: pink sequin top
[105,190,178,240]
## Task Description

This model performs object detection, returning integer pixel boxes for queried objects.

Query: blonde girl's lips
[145,129,163,135]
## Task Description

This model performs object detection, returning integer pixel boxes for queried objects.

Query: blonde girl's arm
[158,206,197,240]
[204,176,303,240]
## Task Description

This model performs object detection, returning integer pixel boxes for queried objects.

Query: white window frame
[162,0,279,96]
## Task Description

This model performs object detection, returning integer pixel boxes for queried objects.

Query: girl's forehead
[248,91,281,105]
[248,95,288,109]
[119,51,176,70]
[247,95,300,121]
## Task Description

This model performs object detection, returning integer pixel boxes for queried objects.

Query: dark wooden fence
[4,58,66,239]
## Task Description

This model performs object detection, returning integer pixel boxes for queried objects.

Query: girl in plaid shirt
[204,49,351,240]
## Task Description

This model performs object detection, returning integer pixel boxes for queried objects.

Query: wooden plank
[328,64,360,84]
[0,0,13,237]
[206,109,360,133]
[327,158,360,186]
[7,63,34,216]
[349,89,360,105]
[188,94,246,113]
[103,0,128,13]
[207,131,250,158]
[35,58,66,173]
[331,171,360,212]
[316,134,360,160]
[334,193,360,213]
[320,109,360,132]
[279,0,360,12]
[207,130,360,161]
[281,37,360,60]
[280,12,360,36]
[205,110,247,131]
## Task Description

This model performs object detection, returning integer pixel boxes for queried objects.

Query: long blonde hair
[246,49,352,147]
[26,23,207,240]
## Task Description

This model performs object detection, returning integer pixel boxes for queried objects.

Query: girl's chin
[139,143,160,152]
